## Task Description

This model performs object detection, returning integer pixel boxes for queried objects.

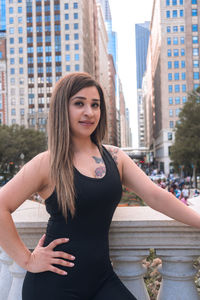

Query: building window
[181,60,185,68]
[191,0,197,3]
[56,66,62,73]
[74,43,79,50]
[74,2,78,8]
[170,121,174,128]
[19,47,23,54]
[65,34,70,40]
[65,24,69,30]
[166,0,170,5]
[66,44,70,51]
[175,108,181,116]
[74,13,78,19]
[174,60,179,68]
[180,0,183,4]
[9,27,14,34]
[65,3,69,9]
[193,72,199,79]
[193,48,199,56]
[182,72,186,80]
[11,108,16,115]
[66,65,71,71]
[10,68,15,75]
[180,25,184,32]
[169,109,173,117]
[168,73,172,80]
[193,60,199,67]
[74,33,79,40]
[18,27,23,34]
[174,73,179,80]
[20,109,25,116]
[74,23,78,29]
[173,37,178,45]
[10,38,14,44]
[19,68,23,74]
[172,10,177,17]
[10,58,15,64]
[182,84,186,92]
[175,84,180,92]
[168,61,172,69]
[168,85,173,93]
[173,26,178,32]
[18,7,22,13]
[180,37,184,44]
[192,24,198,32]
[174,49,179,56]
[180,10,184,17]
[181,49,185,56]
[66,54,70,61]
[172,0,177,4]
[10,48,14,54]
[167,49,172,57]
[18,37,23,43]
[192,36,198,44]
[166,11,170,18]
[75,64,80,71]
[169,97,173,104]
[167,26,171,32]
[65,13,69,20]
[175,97,180,104]
[192,9,197,16]
[167,37,171,45]
[54,14,60,21]
[75,54,79,61]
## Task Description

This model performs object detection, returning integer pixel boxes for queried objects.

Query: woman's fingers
[51,258,74,268]
[37,234,46,247]
[53,251,75,261]
[48,265,68,276]
[46,238,69,250]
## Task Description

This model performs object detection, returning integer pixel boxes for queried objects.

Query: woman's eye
[75,102,83,106]
[92,103,100,108]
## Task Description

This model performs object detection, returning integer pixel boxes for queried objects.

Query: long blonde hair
[48,72,107,219]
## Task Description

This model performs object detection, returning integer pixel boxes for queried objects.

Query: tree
[0,125,47,179]
[170,87,200,187]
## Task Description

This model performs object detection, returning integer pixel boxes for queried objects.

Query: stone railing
[0,200,200,300]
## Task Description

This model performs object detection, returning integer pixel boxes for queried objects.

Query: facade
[145,0,200,174]
[0,37,6,125]
[6,0,99,131]
[135,22,150,148]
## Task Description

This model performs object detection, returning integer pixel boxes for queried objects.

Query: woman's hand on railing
[26,234,75,275]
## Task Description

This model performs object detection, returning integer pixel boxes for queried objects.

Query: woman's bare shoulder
[103,144,123,167]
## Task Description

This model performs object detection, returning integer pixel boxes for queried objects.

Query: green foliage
[120,186,145,206]
[0,125,47,177]
[170,87,200,172]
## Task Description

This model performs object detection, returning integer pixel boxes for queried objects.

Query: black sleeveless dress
[22,146,137,300]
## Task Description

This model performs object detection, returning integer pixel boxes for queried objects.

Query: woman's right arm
[0,152,75,275]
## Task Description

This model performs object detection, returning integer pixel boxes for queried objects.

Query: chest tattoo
[92,156,106,178]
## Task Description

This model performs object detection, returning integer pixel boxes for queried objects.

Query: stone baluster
[111,249,150,300]
[0,249,13,300]
[156,249,200,300]
[8,262,26,300]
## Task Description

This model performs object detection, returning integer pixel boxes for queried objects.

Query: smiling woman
[1,72,200,300]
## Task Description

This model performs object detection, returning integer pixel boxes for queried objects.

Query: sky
[109,0,154,148]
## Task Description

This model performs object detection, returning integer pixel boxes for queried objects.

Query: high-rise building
[145,0,199,174]
[6,0,99,131]
[135,22,150,149]
[0,0,6,33]
[0,37,6,125]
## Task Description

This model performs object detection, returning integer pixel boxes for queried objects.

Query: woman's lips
[79,121,94,126]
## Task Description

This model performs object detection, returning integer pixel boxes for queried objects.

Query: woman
[0,72,200,300]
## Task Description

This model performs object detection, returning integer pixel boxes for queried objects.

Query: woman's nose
[84,105,93,116]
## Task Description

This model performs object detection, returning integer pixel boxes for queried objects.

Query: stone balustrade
[0,200,200,300]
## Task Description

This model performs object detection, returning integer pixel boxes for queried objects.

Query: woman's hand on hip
[26,234,75,275]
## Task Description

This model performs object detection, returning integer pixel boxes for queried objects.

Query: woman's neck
[71,137,96,154]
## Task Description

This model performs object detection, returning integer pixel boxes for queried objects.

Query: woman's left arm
[119,149,200,228]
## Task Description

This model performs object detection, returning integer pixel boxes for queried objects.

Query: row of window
[10,37,23,44]
[166,0,197,4]
[168,84,186,92]
[166,25,184,32]
[168,72,186,80]
[28,66,62,73]
[167,48,185,57]
[169,108,181,116]
[65,23,79,30]
[168,60,185,69]
[28,25,61,33]
[65,13,78,20]
[66,54,79,61]
[9,27,23,34]
[10,58,24,64]
[9,17,22,24]
[11,108,24,116]
[166,10,184,18]
[166,0,184,5]
[167,36,185,45]
[169,96,186,104]
[10,68,24,75]
[9,7,22,13]
[64,3,78,9]
[66,64,80,71]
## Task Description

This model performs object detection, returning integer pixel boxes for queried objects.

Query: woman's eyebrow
[71,96,100,101]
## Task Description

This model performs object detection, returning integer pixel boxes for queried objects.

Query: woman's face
[68,86,101,139]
